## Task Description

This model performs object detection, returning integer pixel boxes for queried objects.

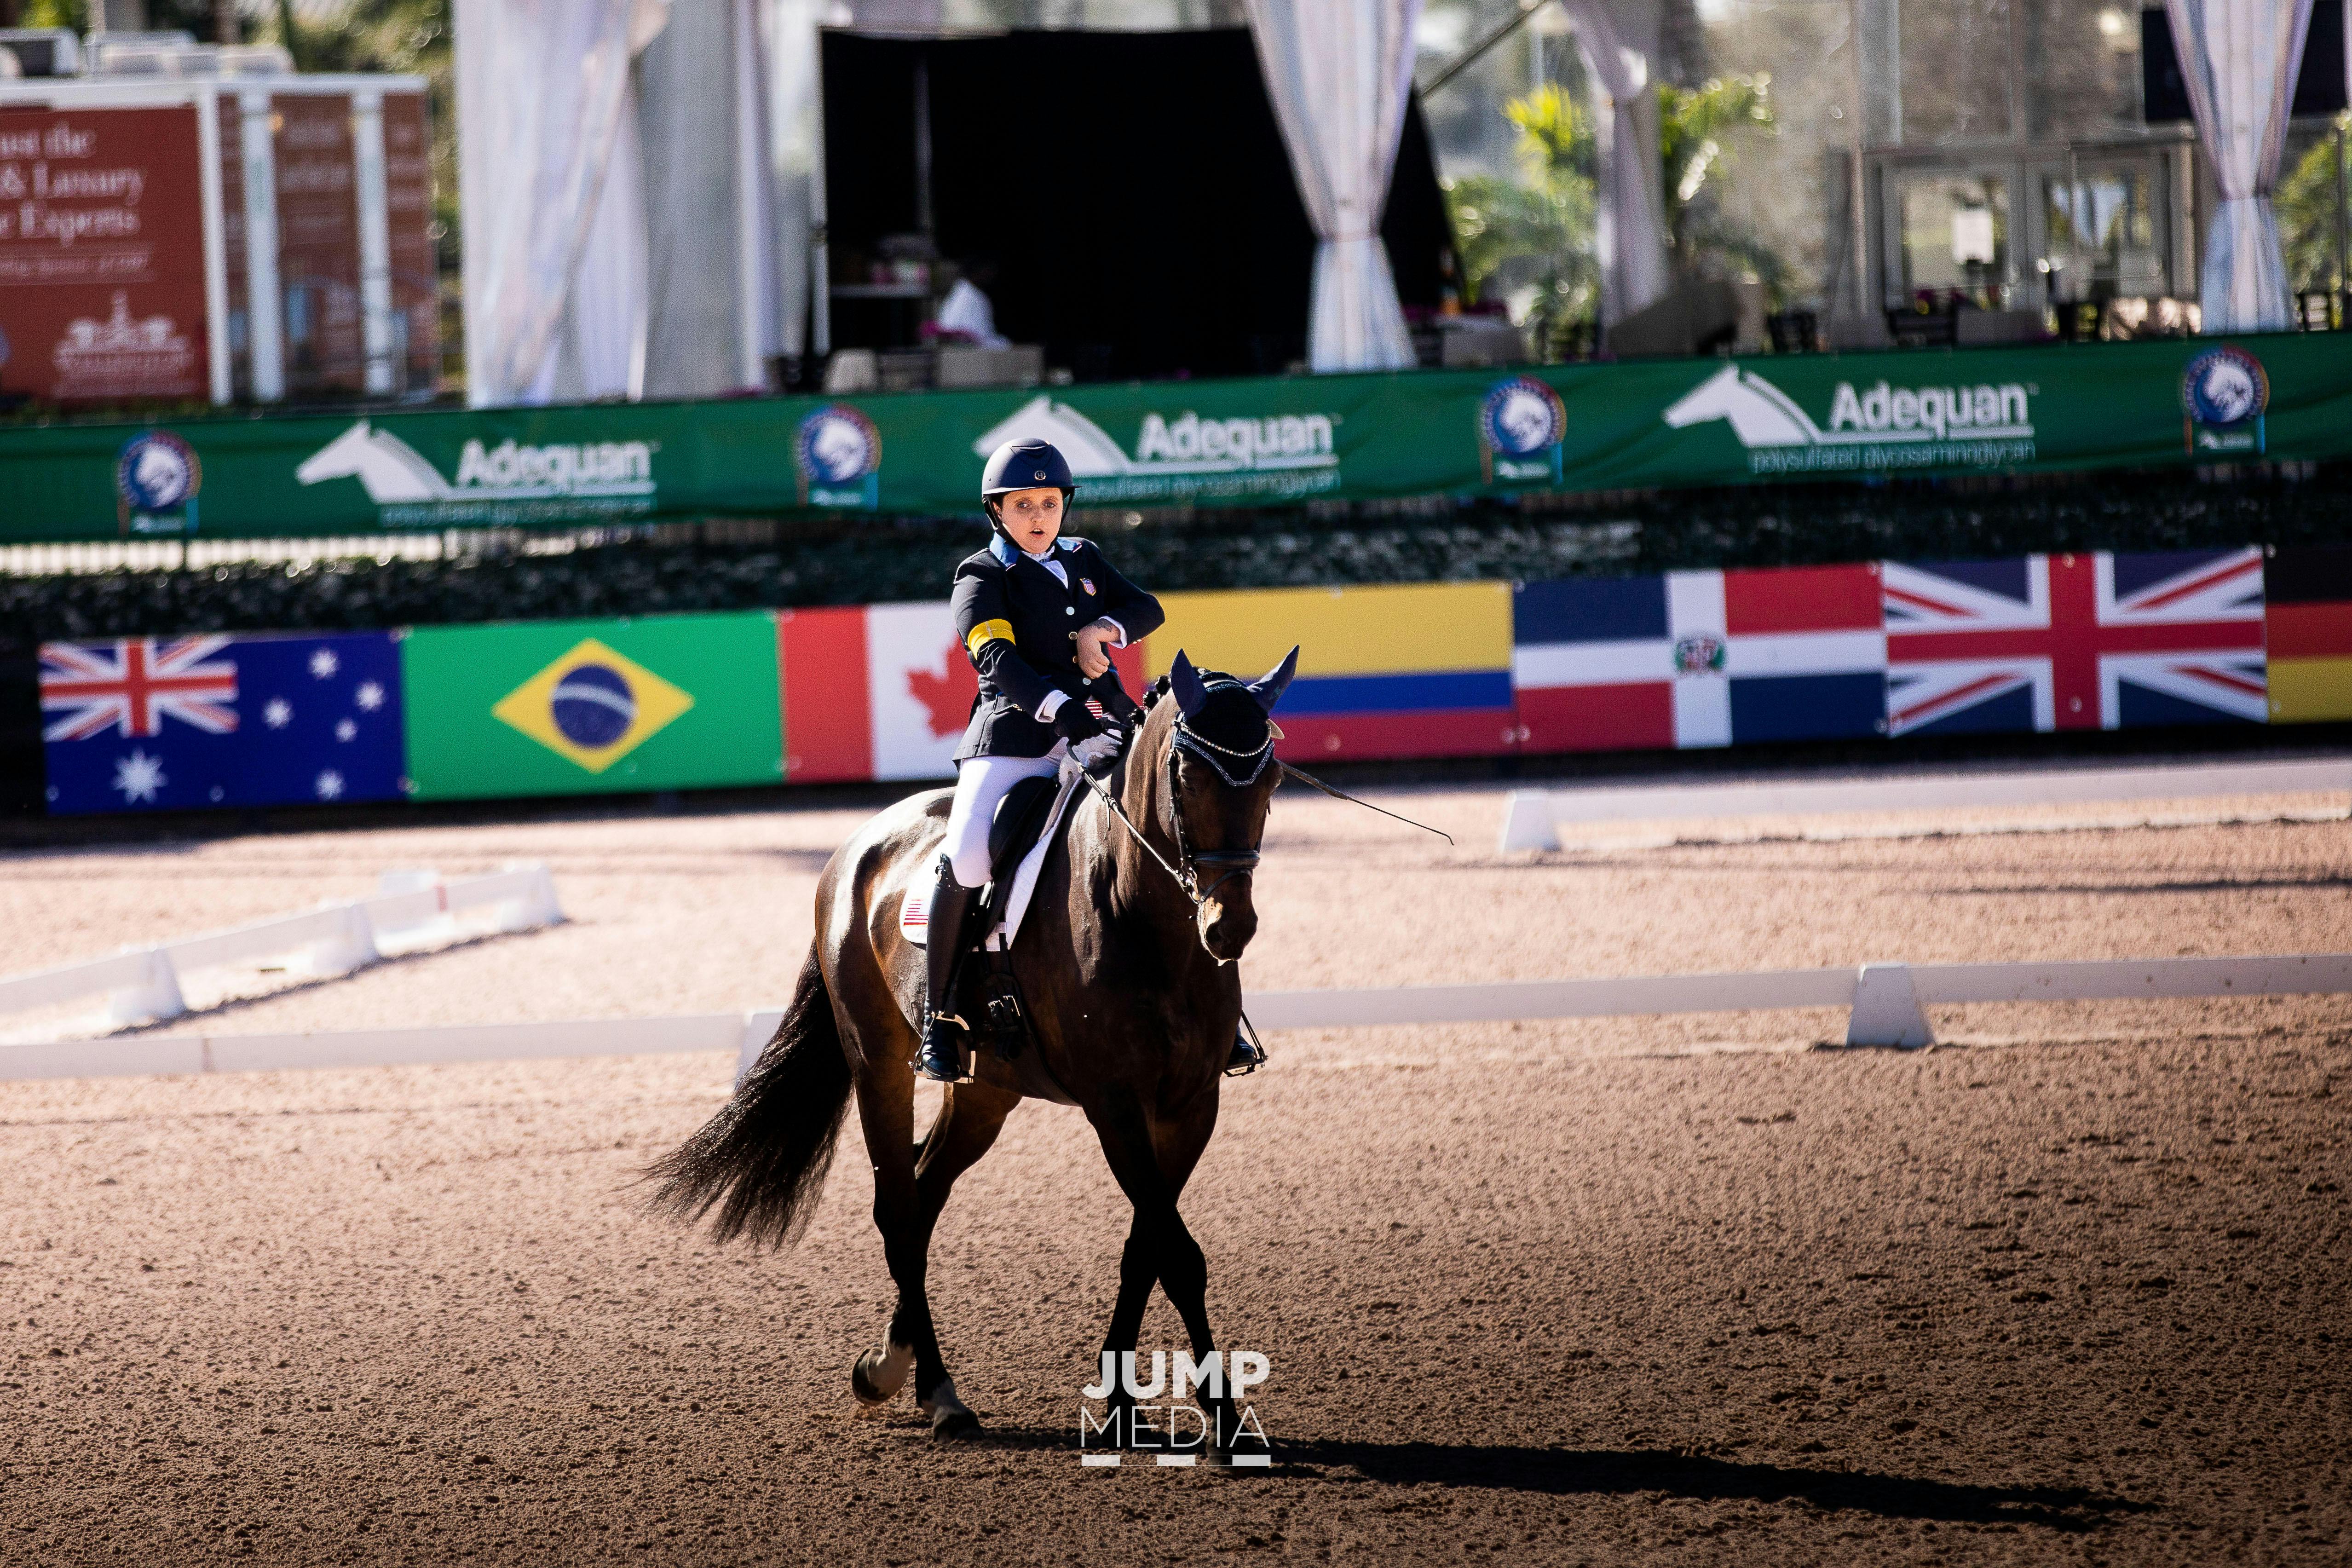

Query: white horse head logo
[1661,365,1822,449]
[968,396,1132,476]
[296,420,452,503]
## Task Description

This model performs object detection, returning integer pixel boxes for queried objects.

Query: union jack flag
[1883,548,2266,736]
[40,636,240,741]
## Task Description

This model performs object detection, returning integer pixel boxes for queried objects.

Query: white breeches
[941,750,1061,888]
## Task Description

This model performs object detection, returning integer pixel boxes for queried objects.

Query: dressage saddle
[986,774,1061,884]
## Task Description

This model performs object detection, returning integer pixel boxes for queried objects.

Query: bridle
[1082,678,1455,959]
[1083,686,1274,957]
[1164,699,1274,906]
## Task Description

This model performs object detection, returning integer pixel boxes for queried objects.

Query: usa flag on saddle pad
[1883,548,2266,735]
[1513,565,1887,751]
[41,632,405,813]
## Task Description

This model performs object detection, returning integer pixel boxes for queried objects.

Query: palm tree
[1443,72,1785,361]
[2277,116,2349,308]
[1443,85,1601,359]
[1659,72,1787,300]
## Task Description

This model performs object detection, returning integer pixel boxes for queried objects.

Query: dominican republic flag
[1883,548,2266,735]
[1513,565,1887,751]
[41,632,406,814]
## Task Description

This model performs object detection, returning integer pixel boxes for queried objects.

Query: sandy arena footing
[1,780,2346,1565]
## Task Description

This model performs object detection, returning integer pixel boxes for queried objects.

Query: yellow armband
[965,619,1015,657]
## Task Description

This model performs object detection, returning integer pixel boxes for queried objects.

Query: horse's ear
[1246,646,1299,712]
[1170,650,1209,717]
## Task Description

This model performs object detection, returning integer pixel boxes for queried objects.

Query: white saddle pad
[900,755,1085,952]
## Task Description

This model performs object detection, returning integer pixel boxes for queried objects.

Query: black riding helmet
[980,438,1077,530]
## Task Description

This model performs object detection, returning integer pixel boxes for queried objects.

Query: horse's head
[1139,646,1297,962]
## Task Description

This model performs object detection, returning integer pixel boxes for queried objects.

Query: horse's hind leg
[850,1068,1016,1438]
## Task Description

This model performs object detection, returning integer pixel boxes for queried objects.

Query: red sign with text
[0,105,211,405]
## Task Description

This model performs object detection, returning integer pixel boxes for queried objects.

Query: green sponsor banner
[400,612,782,801]
[6,334,2351,540]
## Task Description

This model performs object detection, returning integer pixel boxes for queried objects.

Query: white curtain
[762,0,824,364]
[456,0,670,406]
[1565,0,1669,329]
[1245,0,1421,373]
[2164,0,2315,333]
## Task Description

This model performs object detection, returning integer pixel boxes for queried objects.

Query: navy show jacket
[949,531,1164,761]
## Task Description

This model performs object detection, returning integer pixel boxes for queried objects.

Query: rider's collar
[988,530,1080,568]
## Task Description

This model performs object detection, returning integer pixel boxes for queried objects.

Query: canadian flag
[778,601,1140,784]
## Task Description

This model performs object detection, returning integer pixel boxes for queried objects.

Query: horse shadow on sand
[969,1428,2148,1533]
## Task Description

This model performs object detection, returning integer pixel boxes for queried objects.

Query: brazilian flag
[402,613,782,800]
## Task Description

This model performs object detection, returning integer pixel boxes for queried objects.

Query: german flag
[2266,546,2352,723]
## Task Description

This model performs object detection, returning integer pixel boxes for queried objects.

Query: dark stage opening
[819,28,1450,382]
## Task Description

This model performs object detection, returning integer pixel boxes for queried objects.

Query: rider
[918,437,1268,1084]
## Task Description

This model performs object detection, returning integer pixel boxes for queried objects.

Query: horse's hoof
[851,1343,913,1409]
[918,1377,980,1438]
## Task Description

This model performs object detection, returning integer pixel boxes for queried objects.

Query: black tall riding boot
[918,857,981,1084]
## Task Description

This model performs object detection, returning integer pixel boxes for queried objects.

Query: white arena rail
[1498,756,2352,852]
[1248,952,2352,1049]
[0,1009,784,1083]
[0,865,564,1028]
[0,953,2345,1083]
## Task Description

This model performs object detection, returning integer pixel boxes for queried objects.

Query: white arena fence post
[1844,963,1934,1048]
[104,948,188,1030]
[1497,790,1559,852]
[736,1007,788,1087]
[303,901,382,978]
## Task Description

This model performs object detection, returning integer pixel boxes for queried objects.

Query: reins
[1081,699,1454,962]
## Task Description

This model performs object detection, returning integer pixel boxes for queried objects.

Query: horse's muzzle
[1197,886,1258,962]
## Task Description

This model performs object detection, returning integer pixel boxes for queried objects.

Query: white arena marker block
[736,1007,788,1088]
[104,947,186,1029]
[302,901,380,978]
[1845,963,1934,1049]
[1497,790,1560,853]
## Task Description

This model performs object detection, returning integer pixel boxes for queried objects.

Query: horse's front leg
[1088,1090,1224,1453]
[1142,1095,1252,1458]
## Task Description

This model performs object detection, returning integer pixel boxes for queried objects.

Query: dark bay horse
[647,648,1297,1444]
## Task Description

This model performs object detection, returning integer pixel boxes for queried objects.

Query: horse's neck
[1097,747,1196,934]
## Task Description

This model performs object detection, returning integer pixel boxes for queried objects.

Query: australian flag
[41,632,406,814]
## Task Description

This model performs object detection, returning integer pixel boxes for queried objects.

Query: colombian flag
[2266,545,2352,723]
[1138,583,1517,761]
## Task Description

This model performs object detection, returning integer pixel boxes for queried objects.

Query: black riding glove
[1051,701,1106,743]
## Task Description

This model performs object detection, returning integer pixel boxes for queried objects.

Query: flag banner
[42,632,404,814]
[1144,583,1516,761]
[42,544,2307,814]
[1884,549,2266,736]
[2263,544,2352,723]
[401,614,782,801]
[865,600,973,783]
[9,335,2352,539]
[777,606,874,782]
[1514,565,1886,753]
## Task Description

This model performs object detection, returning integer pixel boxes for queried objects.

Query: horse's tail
[643,943,852,1249]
